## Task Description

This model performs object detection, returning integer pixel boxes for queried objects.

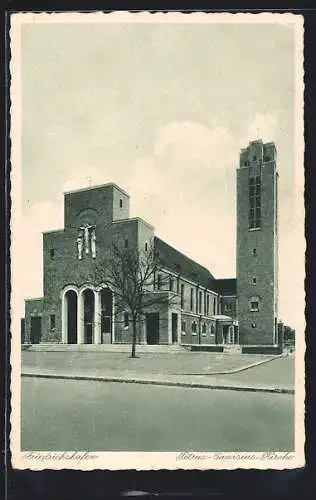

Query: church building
[23,139,280,352]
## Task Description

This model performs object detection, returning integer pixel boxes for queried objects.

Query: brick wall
[24,298,44,343]
[237,141,278,345]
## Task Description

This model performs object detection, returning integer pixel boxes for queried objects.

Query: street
[22,377,294,452]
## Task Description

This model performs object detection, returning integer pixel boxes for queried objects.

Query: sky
[14,14,304,332]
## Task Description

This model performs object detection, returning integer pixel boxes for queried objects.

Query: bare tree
[81,241,178,358]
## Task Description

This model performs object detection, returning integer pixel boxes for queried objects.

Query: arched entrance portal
[101,288,113,344]
[83,289,94,344]
[66,290,77,344]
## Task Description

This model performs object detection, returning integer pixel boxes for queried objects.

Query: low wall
[241,345,283,355]
[187,344,224,353]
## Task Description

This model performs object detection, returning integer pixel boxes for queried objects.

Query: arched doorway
[65,290,77,344]
[100,288,112,344]
[83,289,94,344]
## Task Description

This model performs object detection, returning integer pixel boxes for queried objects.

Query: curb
[21,372,294,395]
[202,354,284,376]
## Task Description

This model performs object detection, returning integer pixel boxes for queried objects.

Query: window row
[123,239,149,251]
[244,155,272,167]
[154,276,217,315]
[181,319,215,335]
[249,176,262,229]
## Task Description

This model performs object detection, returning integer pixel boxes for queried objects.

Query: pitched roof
[154,237,217,291]
[216,278,237,296]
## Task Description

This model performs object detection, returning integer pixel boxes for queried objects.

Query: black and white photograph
[10,12,305,470]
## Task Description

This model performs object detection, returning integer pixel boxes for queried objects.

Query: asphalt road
[221,355,294,386]
[22,377,294,452]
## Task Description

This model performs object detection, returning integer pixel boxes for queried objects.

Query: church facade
[24,139,280,349]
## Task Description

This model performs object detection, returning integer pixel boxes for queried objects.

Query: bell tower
[236,139,278,345]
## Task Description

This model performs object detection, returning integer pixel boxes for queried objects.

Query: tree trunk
[131,316,138,358]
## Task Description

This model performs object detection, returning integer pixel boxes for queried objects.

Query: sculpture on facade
[91,227,96,259]
[77,224,96,260]
[77,231,83,260]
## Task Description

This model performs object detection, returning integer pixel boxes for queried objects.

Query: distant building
[24,140,280,350]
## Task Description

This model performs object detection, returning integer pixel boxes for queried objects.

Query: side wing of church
[24,140,282,352]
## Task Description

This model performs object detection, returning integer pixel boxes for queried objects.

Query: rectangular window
[213,297,216,315]
[204,291,207,315]
[250,301,259,312]
[252,277,257,285]
[50,314,55,330]
[180,284,185,309]
[206,295,210,316]
[181,320,186,333]
[177,276,180,294]
[50,249,55,259]
[252,248,257,256]
[124,238,128,248]
[169,276,174,291]
[224,303,232,312]
[199,291,202,313]
[190,288,194,311]
[120,198,123,208]
[249,175,261,229]
[123,312,129,328]
[157,274,162,290]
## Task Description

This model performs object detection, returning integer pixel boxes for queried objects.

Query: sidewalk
[21,366,294,395]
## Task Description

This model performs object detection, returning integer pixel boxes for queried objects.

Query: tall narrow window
[206,295,210,316]
[145,241,148,252]
[199,291,202,313]
[157,274,162,290]
[252,248,257,256]
[124,238,128,248]
[213,297,216,315]
[192,321,197,334]
[204,291,207,315]
[180,284,185,309]
[50,249,55,259]
[252,277,257,285]
[249,175,261,229]
[124,312,129,328]
[119,198,123,208]
[177,276,180,294]
[190,288,194,311]
[169,276,174,291]
[50,314,55,330]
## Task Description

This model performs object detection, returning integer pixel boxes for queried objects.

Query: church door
[172,313,178,343]
[146,313,160,345]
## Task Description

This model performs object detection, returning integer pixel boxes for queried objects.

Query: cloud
[154,121,235,165]
[126,121,237,275]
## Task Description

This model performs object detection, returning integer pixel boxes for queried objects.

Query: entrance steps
[222,344,242,355]
[24,343,190,353]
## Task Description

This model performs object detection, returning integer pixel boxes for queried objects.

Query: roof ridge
[154,236,213,276]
